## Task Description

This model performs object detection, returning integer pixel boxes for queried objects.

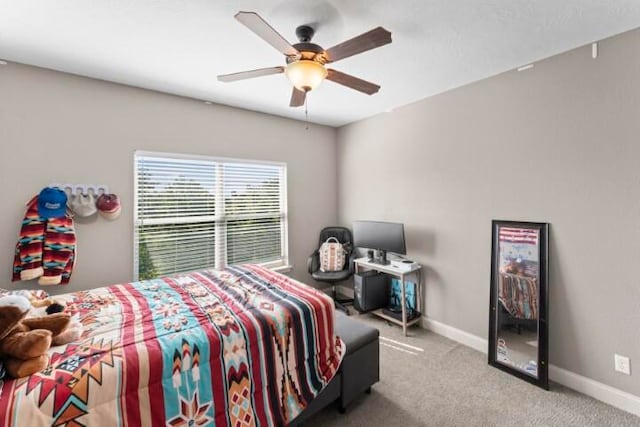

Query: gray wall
[0,62,337,294]
[337,28,640,396]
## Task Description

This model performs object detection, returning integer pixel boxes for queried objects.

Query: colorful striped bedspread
[0,264,344,426]
[498,273,538,320]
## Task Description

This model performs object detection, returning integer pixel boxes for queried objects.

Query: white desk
[353,257,422,336]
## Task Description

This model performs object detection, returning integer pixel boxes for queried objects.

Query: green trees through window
[135,154,287,280]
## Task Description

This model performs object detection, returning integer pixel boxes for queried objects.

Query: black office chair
[307,226,356,314]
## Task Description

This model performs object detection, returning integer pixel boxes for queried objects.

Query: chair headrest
[319,227,353,246]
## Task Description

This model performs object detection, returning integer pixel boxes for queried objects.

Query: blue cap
[37,187,67,219]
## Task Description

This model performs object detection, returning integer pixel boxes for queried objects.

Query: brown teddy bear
[29,299,83,346]
[0,294,71,378]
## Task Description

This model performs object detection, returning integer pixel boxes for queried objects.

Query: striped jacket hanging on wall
[12,195,76,285]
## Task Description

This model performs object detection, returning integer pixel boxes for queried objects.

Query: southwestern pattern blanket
[0,265,344,426]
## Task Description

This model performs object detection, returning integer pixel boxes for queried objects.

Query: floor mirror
[489,220,549,389]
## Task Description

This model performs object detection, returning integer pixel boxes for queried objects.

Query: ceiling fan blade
[326,69,380,95]
[290,87,306,107]
[218,66,284,82]
[324,27,392,63]
[235,11,299,57]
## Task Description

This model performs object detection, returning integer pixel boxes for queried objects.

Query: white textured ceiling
[1,1,639,127]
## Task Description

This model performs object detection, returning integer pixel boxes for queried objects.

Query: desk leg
[400,273,407,336]
[417,270,422,315]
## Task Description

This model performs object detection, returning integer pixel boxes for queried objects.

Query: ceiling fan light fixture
[285,60,327,92]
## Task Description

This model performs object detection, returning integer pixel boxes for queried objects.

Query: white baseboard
[548,365,640,417]
[421,316,640,418]
[422,317,487,354]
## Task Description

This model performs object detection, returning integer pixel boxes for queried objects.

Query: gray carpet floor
[306,312,640,427]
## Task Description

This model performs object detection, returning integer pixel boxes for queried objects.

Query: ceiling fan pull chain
[305,95,309,130]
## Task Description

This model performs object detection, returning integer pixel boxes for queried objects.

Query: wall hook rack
[49,183,110,196]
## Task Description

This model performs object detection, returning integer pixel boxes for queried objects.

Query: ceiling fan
[217,11,392,107]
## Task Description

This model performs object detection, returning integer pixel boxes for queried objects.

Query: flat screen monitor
[353,220,406,264]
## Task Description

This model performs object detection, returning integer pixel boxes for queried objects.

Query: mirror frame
[488,220,549,390]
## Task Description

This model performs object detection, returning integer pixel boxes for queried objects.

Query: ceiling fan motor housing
[288,42,325,63]
[290,25,328,63]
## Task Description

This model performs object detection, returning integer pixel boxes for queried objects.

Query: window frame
[133,150,289,280]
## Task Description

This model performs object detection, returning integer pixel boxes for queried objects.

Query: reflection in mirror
[489,221,549,389]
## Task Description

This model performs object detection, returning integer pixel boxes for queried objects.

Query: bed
[497,272,538,334]
[0,264,344,426]
[498,272,538,320]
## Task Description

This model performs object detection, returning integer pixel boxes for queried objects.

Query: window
[134,151,288,280]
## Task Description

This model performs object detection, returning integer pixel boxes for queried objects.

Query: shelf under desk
[353,257,423,336]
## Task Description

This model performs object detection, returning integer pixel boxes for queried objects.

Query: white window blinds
[134,152,288,280]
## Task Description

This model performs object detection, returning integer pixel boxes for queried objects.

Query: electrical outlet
[614,354,631,375]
